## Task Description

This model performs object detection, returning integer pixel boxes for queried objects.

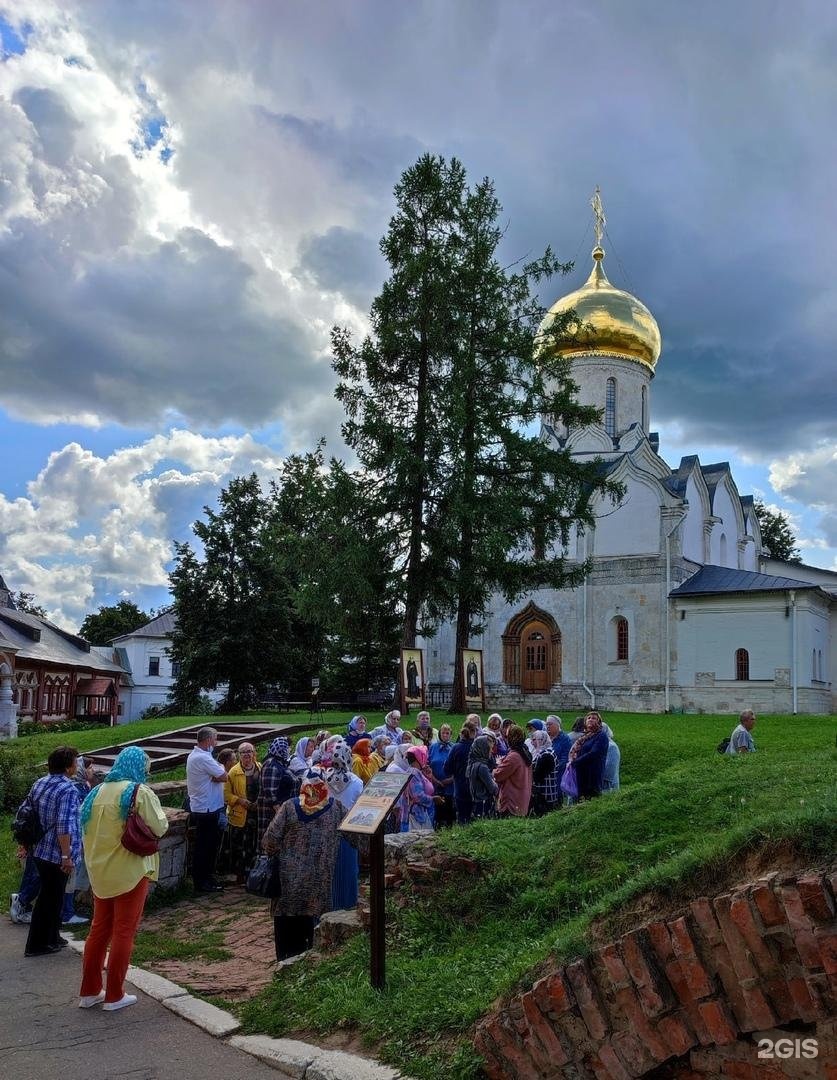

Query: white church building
[423,210,836,715]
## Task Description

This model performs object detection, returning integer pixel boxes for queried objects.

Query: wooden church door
[521,620,550,693]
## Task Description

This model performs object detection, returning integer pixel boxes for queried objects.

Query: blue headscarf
[80,745,150,829]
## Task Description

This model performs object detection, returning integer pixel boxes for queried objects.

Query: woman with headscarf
[256,737,297,843]
[78,747,168,1011]
[350,737,379,785]
[493,725,533,817]
[569,712,610,799]
[345,715,368,749]
[262,769,344,960]
[412,711,437,748]
[466,735,499,819]
[288,736,313,779]
[530,730,560,815]
[326,743,363,909]
[403,745,438,832]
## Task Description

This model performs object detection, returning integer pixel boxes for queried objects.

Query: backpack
[11,794,44,849]
[716,736,731,755]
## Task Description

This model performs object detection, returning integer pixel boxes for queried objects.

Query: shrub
[0,741,44,811]
[16,718,109,739]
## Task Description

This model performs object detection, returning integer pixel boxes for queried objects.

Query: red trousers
[80,877,149,1003]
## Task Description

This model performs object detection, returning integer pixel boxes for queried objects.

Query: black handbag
[245,853,282,899]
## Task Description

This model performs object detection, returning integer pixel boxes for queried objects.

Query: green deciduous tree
[168,474,294,713]
[754,500,801,563]
[333,154,620,711]
[79,600,150,644]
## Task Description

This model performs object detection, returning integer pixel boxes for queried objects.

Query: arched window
[813,649,818,680]
[818,650,823,681]
[605,378,617,437]
[719,532,727,565]
[614,616,629,661]
[735,648,749,681]
[641,384,648,430]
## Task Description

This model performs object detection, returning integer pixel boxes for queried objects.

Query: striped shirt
[30,773,82,865]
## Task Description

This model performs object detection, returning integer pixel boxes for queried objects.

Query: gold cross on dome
[591,186,606,247]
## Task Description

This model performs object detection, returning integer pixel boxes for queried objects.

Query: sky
[1,0,836,630]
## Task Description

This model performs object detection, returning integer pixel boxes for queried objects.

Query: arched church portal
[502,603,562,693]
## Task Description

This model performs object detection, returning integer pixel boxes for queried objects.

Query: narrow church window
[615,616,629,661]
[719,532,727,565]
[812,649,818,680]
[641,384,648,430]
[605,378,617,437]
[735,648,749,681]
[148,656,160,676]
[818,650,823,680]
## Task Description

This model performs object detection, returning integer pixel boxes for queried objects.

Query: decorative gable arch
[502,601,562,689]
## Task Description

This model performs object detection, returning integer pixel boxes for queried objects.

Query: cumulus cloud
[0,429,285,629]
[769,444,837,549]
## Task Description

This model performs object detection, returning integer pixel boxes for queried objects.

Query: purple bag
[560,761,578,799]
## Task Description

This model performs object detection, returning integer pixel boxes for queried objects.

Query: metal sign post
[339,771,410,991]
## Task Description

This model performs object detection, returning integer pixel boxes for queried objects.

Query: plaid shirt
[30,774,82,866]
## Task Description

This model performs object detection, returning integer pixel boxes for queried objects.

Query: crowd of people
[11,707,755,1006]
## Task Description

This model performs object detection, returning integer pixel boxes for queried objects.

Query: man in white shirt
[186,727,227,892]
[726,710,757,754]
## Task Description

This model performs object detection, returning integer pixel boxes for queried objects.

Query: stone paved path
[0,918,283,1080]
[140,886,276,1001]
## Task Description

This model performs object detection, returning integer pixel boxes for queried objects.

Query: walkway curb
[65,933,403,1078]
[229,1035,402,1080]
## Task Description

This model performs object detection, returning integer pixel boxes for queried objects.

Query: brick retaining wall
[475,869,836,1079]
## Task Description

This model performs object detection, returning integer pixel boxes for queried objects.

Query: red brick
[698,999,738,1044]
[670,916,714,999]
[798,874,836,924]
[566,959,611,1041]
[611,1027,655,1076]
[487,1015,538,1078]
[647,920,676,964]
[728,894,782,977]
[713,895,759,981]
[620,929,675,1018]
[593,1042,634,1080]
[531,970,574,1019]
[750,882,786,928]
[780,884,828,969]
[785,974,822,1022]
[473,1025,507,1080]
[521,990,569,1068]
[600,943,632,989]
[815,928,837,975]
[691,897,724,946]
[657,1011,697,1057]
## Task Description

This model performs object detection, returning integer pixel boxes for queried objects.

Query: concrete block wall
[475,868,837,1079]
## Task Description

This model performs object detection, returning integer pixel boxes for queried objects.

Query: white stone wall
[591,477,662,557]
[549,354,652,438]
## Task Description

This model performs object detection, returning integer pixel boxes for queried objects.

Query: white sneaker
[63,915,89,925]
[78,992,105,1008]
[102,994,137,1012]
[17,909,32,924]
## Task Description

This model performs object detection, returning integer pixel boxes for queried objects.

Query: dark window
[170,659,182,677]
[615,617,629,661]
[605,378,617,437]
[148,656,160,677]
[735,648,749,681]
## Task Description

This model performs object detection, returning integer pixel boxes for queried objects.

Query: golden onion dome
[540,245,662,372]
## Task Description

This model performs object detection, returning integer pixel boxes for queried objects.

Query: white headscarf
[289,736,312,777]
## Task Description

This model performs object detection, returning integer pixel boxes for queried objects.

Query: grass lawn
[3,709,834,1078]
[235,710,837,1080]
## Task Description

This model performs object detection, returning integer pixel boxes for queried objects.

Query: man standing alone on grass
[726,710,757,754]
[186,727,227,892]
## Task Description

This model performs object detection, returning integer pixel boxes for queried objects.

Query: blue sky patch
[0,15,30,58]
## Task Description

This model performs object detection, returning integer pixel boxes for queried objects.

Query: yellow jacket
[82,781,169,899]
[224,761,261,828]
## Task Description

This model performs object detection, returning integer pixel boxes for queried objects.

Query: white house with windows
[422,213,836,714]
[112,609,224,722]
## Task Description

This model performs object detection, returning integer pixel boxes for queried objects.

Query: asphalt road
[0,919,281,1080]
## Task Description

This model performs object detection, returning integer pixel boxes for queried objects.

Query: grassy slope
[238,712,837,1080]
